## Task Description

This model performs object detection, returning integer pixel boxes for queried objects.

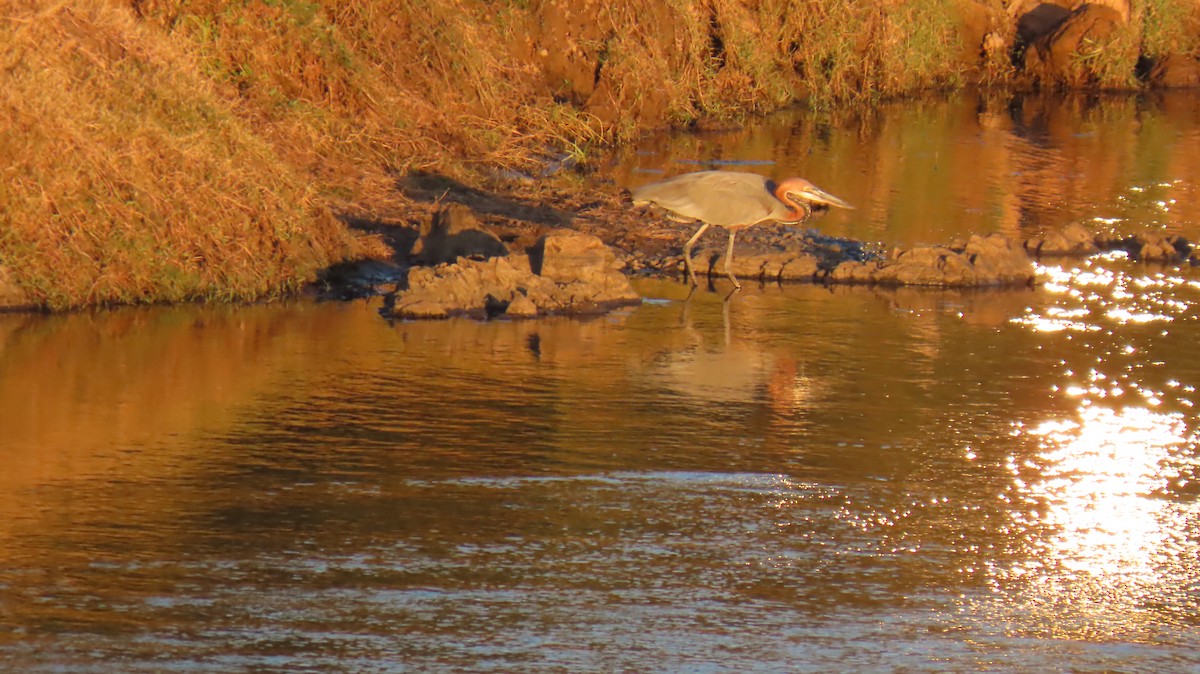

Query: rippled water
[3,93,1200,672]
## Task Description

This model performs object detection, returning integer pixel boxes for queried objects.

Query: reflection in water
[651,291,816,411]
[4,94,1200,672]
[0,304,307,492]
[979,402,1200,658]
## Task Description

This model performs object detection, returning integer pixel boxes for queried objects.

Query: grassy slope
[1,0,1198,309]
[0,2,376,308]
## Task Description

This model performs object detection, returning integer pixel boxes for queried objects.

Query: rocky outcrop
[384,230,640,320]
[824,226,1193,290]
[679,232,1036,288]
[683,233,875,284]
[412,202,508,265]
[1023,4,1124,87]
[830,234,1036,287]
[1023,222,1100,256]
[1104,232,1193,262]
[1135,234,1191,262]
[1024,224,1192,262]
[1144,54,1200,88]
[689,248,824,283]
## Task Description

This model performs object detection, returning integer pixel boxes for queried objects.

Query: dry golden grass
[1141,0,1200,58]
[0,1,371,308]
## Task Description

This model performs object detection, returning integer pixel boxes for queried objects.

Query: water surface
[3,93,1200,672]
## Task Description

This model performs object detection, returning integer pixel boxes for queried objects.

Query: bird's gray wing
[633,171,783,227]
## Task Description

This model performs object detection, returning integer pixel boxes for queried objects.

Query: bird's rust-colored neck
[773,179,811,223]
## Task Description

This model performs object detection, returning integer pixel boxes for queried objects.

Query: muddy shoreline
[4,164,1193,318]
[318,173,1196,320]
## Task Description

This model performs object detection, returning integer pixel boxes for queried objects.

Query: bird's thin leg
[724,229,742,289]
[681,223,710,288]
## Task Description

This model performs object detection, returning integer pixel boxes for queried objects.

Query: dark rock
[1145,54,1200,88]
[385,230,640,320]
[1016,3,1072,47]
[316,259,407,299]
[412,203,508,264]
[1023,4,1123,86]
[1088,231,1192,261]
[830,234,1035,287]
[1027,222,1100,256]
[1167,234,1191,257]
[1134,232,1191,261]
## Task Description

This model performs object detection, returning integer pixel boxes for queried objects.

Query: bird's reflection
[657,289,814,413]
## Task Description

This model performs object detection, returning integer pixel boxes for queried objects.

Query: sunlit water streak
[987,252,1200,647]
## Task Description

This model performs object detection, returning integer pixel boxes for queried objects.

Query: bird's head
[772,178,854,225]
[781,178,854,213]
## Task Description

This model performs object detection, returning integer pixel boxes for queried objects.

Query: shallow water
[3,93,1200,672]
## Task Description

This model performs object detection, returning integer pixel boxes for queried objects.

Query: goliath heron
[632,170,853,289]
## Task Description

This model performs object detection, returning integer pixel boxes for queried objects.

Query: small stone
[1035,222,1099,256]
[505,294,538,318]
[830,260,874,283]
[394,299,451,320]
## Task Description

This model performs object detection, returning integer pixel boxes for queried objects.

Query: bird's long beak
[798,185,854,210]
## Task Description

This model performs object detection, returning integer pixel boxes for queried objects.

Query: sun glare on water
[988,252,1200,639]
[1017,406,1187,579]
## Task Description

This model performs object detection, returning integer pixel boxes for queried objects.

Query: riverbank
[2,1,1199,310]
